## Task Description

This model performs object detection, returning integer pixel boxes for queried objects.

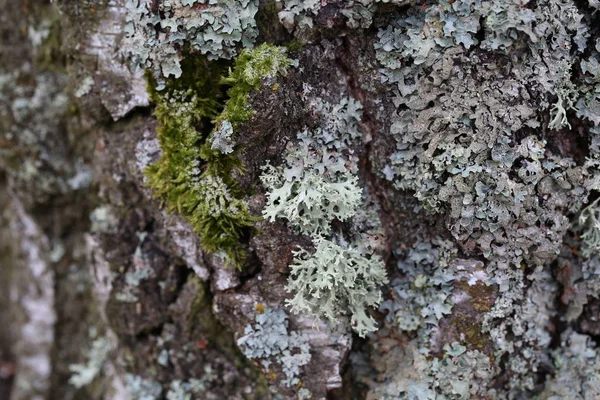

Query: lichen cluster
[363,337,496,399]
[123,0,260,88]
[277,0,388,35]
[377,16,590,269]
[237,307,311,390]
[68,336,111,388]
[539,330,600,399]
[0,70,76,205]
[260,96,388,337]
[380,240,458,333]
[286,238,387,337]
[361,0,600,397]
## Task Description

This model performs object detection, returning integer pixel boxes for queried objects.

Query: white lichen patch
[260,96,388,336]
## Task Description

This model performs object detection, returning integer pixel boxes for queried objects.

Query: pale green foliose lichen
[68,336,111,388]
[260,96,388,336]
[577,52,600,125]
[579,198,600,258]
[565,254,600,323]
[277,0,400,34]
[362,336,496,399]
[548,60,578,130]
[123,0,259,88]
[538,331,600,399]
[297,388,312,400]
[89,205,119,234]
[165,370,217,400]
[261,166,361,237]
[209,120,235,154]
[286,238,387,337]
[366,0,600,396]
[277,0,321,32]
[377,14,588,269]
[125,374,163,400]
[237,308,311,389]
[74,76,94,98]
[380,239,458,333]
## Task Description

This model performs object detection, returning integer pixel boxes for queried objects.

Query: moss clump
[285,39,305,52]
[145,45,292,268]
[214,43,292,129]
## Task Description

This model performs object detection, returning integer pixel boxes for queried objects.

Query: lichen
[362,0,600,396]
[123,0,260,88]
[579,198,600,258]
[380,239,458,333]
[538,331,600,399]
[89,206,119,234]
[209,120,235,154]
[260,96,388,336]
[125,374,163,400]
[277,0,384,36]
[261,165,362,237]
[548,60,579,130]
[237,308,311,389]
[165,369,218,400]
[362,334,496,399]
[577,52,600,126]
[285,238,387,337]
[277,0,321,33]
[68,336,111,388]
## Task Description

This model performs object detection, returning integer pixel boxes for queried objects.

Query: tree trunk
[2,0,600,399]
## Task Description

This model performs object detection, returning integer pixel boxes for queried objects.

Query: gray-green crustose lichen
[380,239,458,334]
[376,2,590,269]
[237,308,311,390]
[123,0,260,89]
[365,0,600,397]
[145,45,292,268]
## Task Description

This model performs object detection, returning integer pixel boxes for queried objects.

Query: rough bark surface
[2,0,600,400]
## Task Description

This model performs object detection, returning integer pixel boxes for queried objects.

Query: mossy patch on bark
[145,44,292,268]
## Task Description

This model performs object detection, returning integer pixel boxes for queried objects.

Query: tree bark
[2,1,600,399]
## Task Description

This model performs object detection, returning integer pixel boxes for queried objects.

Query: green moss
[215,43,292,129]
[285,39,305,52]
[145,45,292,268]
